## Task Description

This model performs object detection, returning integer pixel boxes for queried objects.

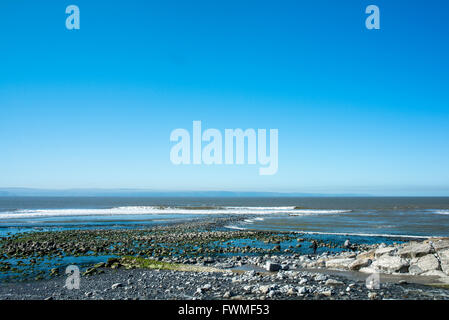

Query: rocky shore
[1,216,449,300]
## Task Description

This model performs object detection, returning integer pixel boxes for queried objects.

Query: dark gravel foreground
[1,267,449,300]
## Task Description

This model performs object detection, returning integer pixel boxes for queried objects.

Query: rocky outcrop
[397,242,432,259]
[408,254,440,275]
[325,258,355,270]
[348,258,372,271]
[316,238,449,283]
[436,248,449,275]
[375,247,396,258]
[371,255,409,273]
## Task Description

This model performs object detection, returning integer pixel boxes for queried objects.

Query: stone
[259,285,270,294]
[349,258,372,271]
[410,254,440,274]
[371,255,409,273]
[314,274,327,281]
[397,242,432,259]
[374,247,396,258]
[111,283,123,289]
[357,249,376,260]
[296,286,307,295]
[325,279,344,286]
[358,266,377,274]
[202,283,212,291]
[321,290,332,297]
[368,292,378,300]
[437,248,449,275]
[432,239,449,252]
[325,258,355,270]
[265,261,281,272]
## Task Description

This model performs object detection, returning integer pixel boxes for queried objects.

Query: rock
[325,258,355,270]
[325,279,345,286]
[265,261,281,272]
[398,242,432,259]
[259,285,270,294]
[368,292,378,300]
[408,265,423,275]
[436,248,449,275]
[432,239,449,252]
[202,283,212,291]
[223,291,232,298]
[357,249,376,260]
[111,283,123,290]
[50,268,59,276]
[296,286,307,295]
[374,247,396,258]
[321,290,332,297]
[371,255,409,273]
[314,274,327,282]
[349,258,372,271]
[358,266,377,274]
[409,254,440,275]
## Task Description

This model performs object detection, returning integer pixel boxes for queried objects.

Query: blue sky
[1,0,449,195]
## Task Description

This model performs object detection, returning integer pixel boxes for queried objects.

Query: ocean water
[0,197,449,239]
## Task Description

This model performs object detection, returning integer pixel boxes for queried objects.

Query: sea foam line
[0,206,348,219]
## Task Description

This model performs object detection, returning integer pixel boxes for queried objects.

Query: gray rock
[349,258,372,271]
[325,279,345,286]
[398,242,432,259]
[410,254,440,274]
[374,247,396,258]
[432,239,449,252]
[111,283,123,289]
[437,248,449,275]
[371,255,409,273]
[265,261,281,272]
[325,258,355,270]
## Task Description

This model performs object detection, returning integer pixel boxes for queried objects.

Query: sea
[1,196,449,240]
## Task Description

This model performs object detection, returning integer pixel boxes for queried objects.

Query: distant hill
[0,188,368,197]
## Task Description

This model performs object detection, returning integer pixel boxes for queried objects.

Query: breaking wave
[0,206,350,219]
[0,206,352,220]
[433,210,449,215]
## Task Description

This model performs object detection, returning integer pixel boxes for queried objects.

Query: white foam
[224,225,247,230]
[0,206,354,220]
[289,209,352,216]
[293,230,431,239]
[433,210,449,215]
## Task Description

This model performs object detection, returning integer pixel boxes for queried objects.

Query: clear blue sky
[1,0,448,195]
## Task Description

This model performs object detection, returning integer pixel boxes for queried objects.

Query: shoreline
[1,216,449,300]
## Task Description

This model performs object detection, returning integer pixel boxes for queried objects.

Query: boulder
[432,239,449,252]
[358,266,377,274]
[325,279,345,286]
[437,248,449,275]
[412,254,440,274]
[374,247,396,258]
[325,258,355,270]
[371,255,409,273]
[349,258,372,271]
[356,249,375,260]
[397,242,432,259]
[265,261,281,272]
